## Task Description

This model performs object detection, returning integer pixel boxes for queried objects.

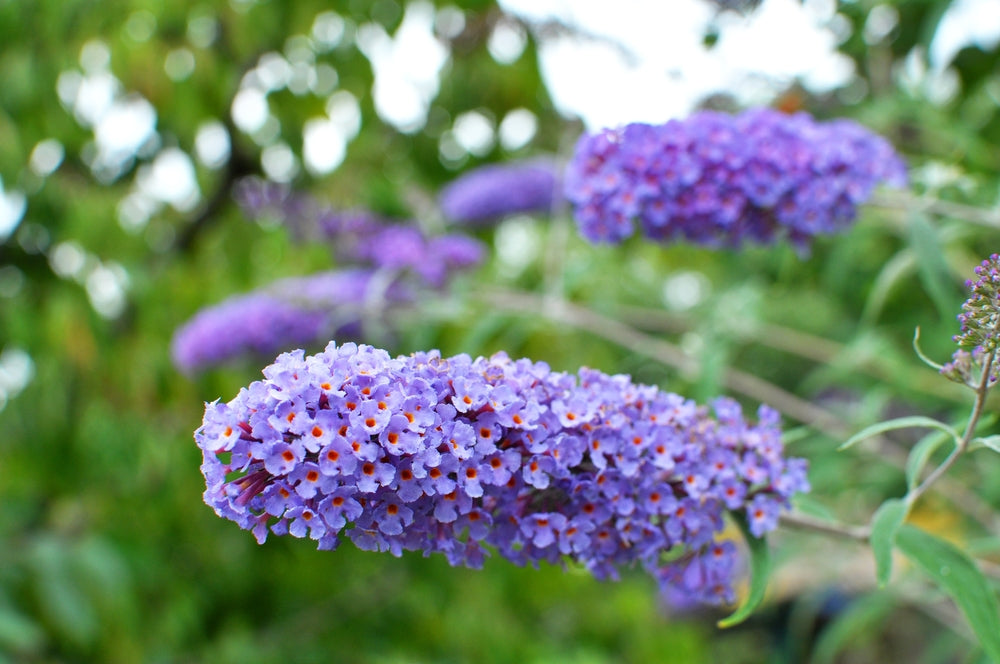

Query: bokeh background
[2,0,1000,662]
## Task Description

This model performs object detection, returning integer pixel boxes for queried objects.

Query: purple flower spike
[171,269,411,374]
[564,108,907,250]
[439,162,559,225]
[195,342,809,606]
[942,254,1000,386]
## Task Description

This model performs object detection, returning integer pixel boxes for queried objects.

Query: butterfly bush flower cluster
[564,108,907,249]
[196,342,809,605]
[171,270,411,374]
[235,177,485,288]
[439,162,559,225]
[942,254,1000,387]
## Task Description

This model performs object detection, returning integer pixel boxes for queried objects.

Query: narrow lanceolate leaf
[971,435,1000,454]
[896,525,1000,663]
[869,498,907,587]
[906,431,952,490]
[718,515,770,629]
[838,416,960,452]
[912,327,944,371]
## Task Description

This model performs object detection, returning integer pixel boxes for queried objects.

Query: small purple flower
[565,108,907,250]
[195,342,809,607]
[439,161,559,225]
[746,493,783,537]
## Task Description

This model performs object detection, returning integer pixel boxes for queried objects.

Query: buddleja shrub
[187,109,1000,656]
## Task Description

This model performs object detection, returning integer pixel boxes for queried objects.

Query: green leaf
[718,515,770,628]
[971,435,1000,454]
[838,416,960,452]
[909,213,962,321]
[861,249,917,325]
[912,327,944,371]
[0,605,45,655]
[896,525,1000,663]
[906,430,953,490]
[869,498,907,587]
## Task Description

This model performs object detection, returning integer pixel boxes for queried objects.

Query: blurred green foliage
[2,0,1000,662]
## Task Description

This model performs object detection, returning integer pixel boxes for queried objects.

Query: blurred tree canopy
[2,0,1000,662]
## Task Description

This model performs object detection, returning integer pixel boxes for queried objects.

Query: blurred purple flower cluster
[564,108,907,249]
[942,254,1000,386]
[234,177,484,288]
[439,161,559,225]
[171,179,484,374]
[171,270,411,375]
[196,342,809,605]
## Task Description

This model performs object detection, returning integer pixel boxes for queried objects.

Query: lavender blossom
[354,227,485,288]
[234,176,485,287]
[941,254,1000,386]
[439,162,559,225]
[195,342,809,606]
[564,108,907,250]
[171,270,411,374]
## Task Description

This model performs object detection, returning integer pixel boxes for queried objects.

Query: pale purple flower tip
[171,270,411,374]
[440,162,559,225]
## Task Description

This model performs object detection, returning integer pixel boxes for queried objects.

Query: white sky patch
[94,95,157,159]
[49,240,89,279]
[86,261,130,319]
[136,148,201,212]
[231,87,270,133]
[254,52,293,92]
[312,11,346,51]
[312,63,339,95]
[0,347,35,412]
[0,178,27,242]
[58,44,161,182]
[29,139,65,177]
[61,70,119,127]
[325,90,362,138]
[929,0,1000,70]
[261,142,300,182]
[499,108,538,151]
[499,0,854,128]
[80,39,111,73]
[194,120,231,169]
[488,17,528,64]
[435,6,466,40]
[863,4,899,45]
[288,61,317,96]
[165,47,196,81]
[452,110,495,156]
[358,1,449,133]
[303,117,347,175]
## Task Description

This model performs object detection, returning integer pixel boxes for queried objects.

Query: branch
[870,190,1000,230]
[482,288,849,437]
